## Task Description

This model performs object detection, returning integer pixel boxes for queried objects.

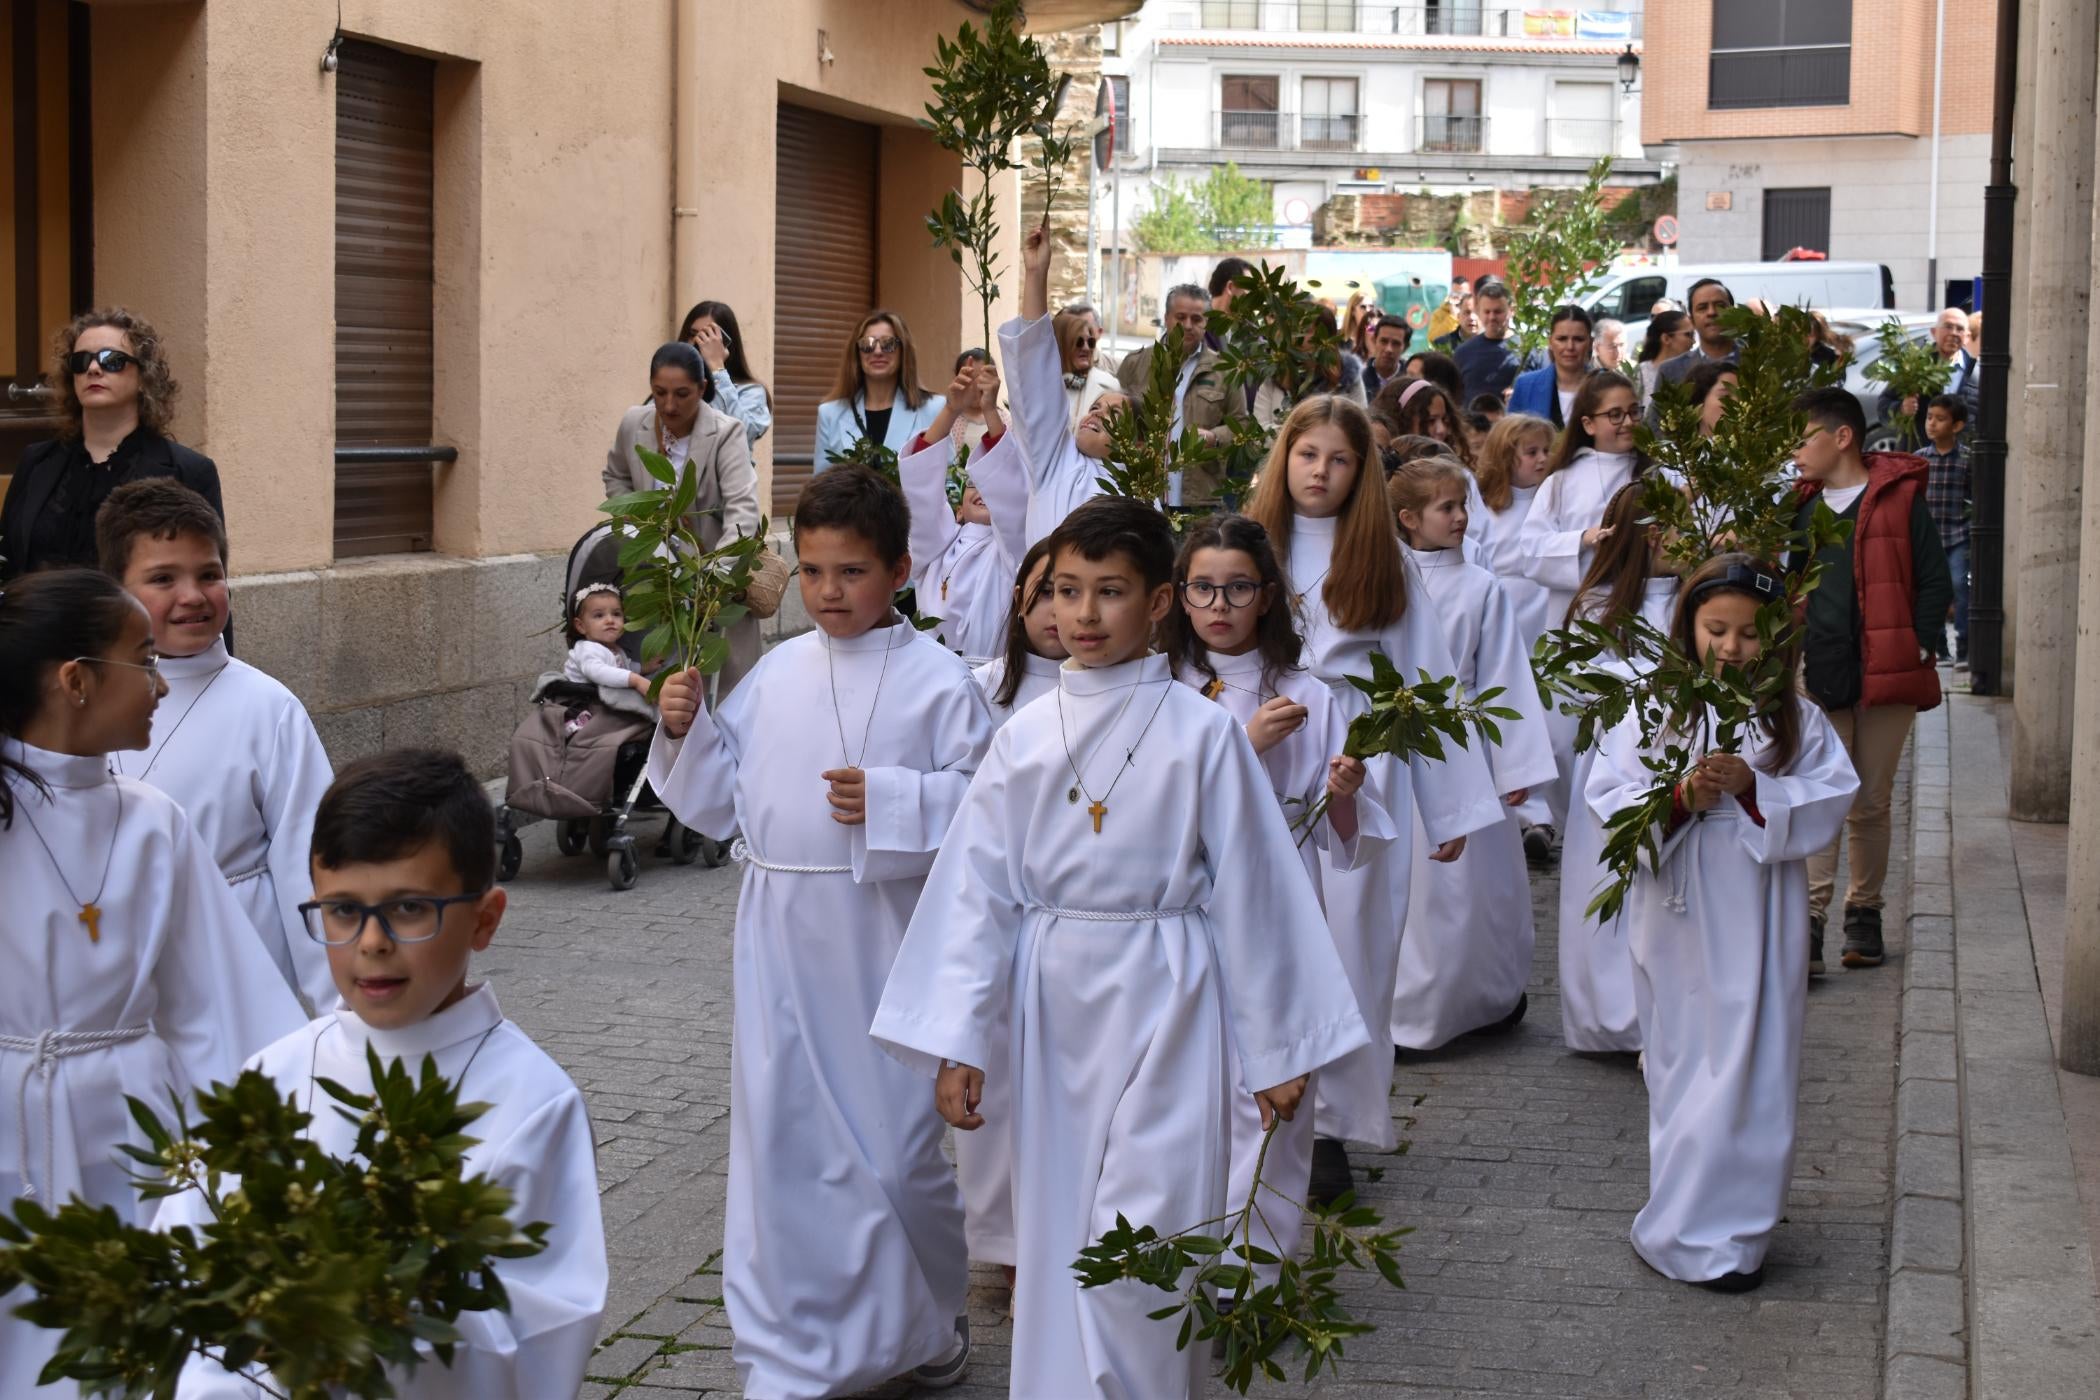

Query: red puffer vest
[1797,451,1942,712]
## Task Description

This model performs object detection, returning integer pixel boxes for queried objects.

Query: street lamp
[1617,44,1640,94]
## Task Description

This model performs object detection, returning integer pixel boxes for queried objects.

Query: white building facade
[1100,1,1663,244]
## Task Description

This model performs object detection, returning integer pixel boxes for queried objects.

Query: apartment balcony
[1545,117,1618,158]
[1215,109,1365,152]
[1181,2,1643,41]
[1418,113,1486,154]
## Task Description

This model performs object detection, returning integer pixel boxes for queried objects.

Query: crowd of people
[0,233,1975,1399]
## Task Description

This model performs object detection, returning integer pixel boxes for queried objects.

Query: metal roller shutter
[334,39,436,556]
[773,103,879,516]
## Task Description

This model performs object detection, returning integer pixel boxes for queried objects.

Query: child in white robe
[1516,371,1646,830]
[0,569,306,1396]
[904,357,1022,665]
[563,581,653,698]
[162,749,607,1398]
[1472,412,1556,646]
[1164,512,1392,1276]
[1556,483,1682,1054]
[1587,556,1858,1291]
[987,224,1127,550]
[957,540,1069,1278]
[96,479,338,1015]
[1386,458,1560,1050]
[1243,396,1505,1200]
[872,496,1371,1399]
[648,467,994,1398]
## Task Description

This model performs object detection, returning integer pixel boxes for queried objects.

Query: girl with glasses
[1515,369,1651,830]
[1,308,225,584]
[1385,457,1558,1053]
[814,310,946,471]
[0,568,304,1395]
[1163,511,1390,1280]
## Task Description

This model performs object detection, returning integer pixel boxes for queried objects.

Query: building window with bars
[1420,78,1483,154]
[1219,74,1280,150]
[1301,76,1360,150]
[1709,0,1851,110]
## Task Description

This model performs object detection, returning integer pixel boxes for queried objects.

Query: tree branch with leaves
[1500,157,1623,362]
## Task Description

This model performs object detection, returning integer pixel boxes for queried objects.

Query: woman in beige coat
[603,341,764,695]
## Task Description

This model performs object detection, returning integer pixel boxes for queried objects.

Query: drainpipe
[1926,0,1946,306]
[1968,0,2021,698]
[672,0,703,319]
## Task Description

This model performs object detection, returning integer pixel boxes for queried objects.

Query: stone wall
[1019,27,1103,313]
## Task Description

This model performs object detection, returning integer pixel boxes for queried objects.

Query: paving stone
[1897,1075,1960,1139]
[587,1333,666,1379]
[1894,1131,1963,1201]
[1884,1352,1969,1400]
[1887,1267,1967,1361]
[1898,1029,1958,1084]
[1891,1195,1965,1273]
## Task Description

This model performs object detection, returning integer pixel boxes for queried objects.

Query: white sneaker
[911,1315,971,1390]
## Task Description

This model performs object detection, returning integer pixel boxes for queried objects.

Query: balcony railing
[1189,3,1643,40]
[1214,110,1365,152]
[1417,113,1486,154]
[1546,116,1617,158]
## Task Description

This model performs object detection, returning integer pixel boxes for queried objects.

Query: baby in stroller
[496,535,723,888]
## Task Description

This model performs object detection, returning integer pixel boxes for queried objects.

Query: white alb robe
[993,312,1111,547]
[1178,650,1393,1276]
[1283,514,1506,1148]
[903,429,1023,665]
[870,654,1370,1400]
[1391,546,1561,1050]
[0,741,306,1397]
[1587,700,1857,1281]
[163,984,606,1398]
[954,649,1063,1266]
[1558,576,1682,1053]
[114,639,337,1016]
[645,620,992,1399]
[1477,484,1551,646]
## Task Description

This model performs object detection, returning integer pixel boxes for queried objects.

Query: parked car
[1585,260,1897,350]
[1825,311,1941,451]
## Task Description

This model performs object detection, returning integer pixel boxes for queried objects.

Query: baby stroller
[493,522,728,890]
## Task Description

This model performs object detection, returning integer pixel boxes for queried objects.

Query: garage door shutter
[773,103,879,516]
[335,39,436,556]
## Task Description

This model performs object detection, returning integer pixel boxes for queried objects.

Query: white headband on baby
[572,581,621,608]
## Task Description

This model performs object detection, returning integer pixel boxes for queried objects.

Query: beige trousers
[1807,702,1916,918]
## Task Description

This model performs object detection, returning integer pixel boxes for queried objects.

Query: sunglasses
[1074,336,1100,349]
[858,336,902,355]
[66,348,139,376]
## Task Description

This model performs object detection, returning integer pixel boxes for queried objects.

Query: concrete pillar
[2068,423,2100,1074]
[2009,0,2098,823]
[2004,0,2046,689]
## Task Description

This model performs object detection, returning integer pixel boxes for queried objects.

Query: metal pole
[1927,0,1947,305]
[1086,171,1100,308]
[1109,169,1123,344]
[1969,0,2022,697]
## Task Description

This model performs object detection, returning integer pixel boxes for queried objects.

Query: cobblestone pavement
[483,788,1906,1400]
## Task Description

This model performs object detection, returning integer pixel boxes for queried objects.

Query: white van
[1581,261,1895,343]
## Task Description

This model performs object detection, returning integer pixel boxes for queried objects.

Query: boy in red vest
[1789,388,1952,973]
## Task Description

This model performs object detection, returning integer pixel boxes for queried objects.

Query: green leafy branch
[598,444,766,696]
[1500,157,1622,362]
[1862,319,1953,449]
[1289,652,1517,845]
[824,435,903,487]
[1071,1119,1410,1394]
[0,1051,547,1400]
[922,0,1077,349]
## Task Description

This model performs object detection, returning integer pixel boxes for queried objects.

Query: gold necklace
[18,783,123,944]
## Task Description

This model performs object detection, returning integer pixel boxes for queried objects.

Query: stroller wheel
[700,835,730,868]
[671,822,707,867]
[588,816,613,858]
[556,819,589,857]
[497,834,523,883]
[606,843,640,891]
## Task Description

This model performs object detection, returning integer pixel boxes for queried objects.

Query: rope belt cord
[1,1026,152,1199]
[728,838,850,875]
[1031,904,1200,922]
[225,863,269,885]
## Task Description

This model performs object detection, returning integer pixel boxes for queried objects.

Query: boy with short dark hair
[1918,393,1971,664]
[1789,388,1952,973]
[160,749,606,1398]
[96,478,337,1015]
[872,495,1369,1397]
[648,464,994,1397]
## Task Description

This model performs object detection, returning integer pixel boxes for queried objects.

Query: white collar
[327,981,505,1063]
[1059,651,1173,696]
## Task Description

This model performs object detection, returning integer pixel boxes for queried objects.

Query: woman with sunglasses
[1052,304,1120,430]
[1,309,224,583]
[813,311,945,471]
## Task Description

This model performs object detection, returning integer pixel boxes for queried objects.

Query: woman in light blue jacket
[814,309,945,470]
[678,300,774,449]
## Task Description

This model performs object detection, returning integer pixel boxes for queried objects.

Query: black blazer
[0,430,225,581]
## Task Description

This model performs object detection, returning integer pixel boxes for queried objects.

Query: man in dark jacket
[1454,282,1522,401]
[1788,388,1952,974]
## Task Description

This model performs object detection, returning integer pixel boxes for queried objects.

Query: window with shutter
[334,39,436,557]
[773,103,879,516]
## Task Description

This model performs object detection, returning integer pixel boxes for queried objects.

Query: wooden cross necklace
[18,782,123,944]
[1055,674,1174,834]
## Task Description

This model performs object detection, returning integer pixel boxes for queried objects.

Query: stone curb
[1884,704,1968,1400]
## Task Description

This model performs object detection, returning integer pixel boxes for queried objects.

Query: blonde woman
[1053,304,1121,430]
[813,310,945,468]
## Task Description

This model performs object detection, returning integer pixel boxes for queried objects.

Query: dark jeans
[1945,540,1969,654]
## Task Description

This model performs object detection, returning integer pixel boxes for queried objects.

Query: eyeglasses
[1587,406,1638,426]
[73,654,162,680]
[297,892,488,947]
[65,348,139,376]
[1179,580,1264,609]
[858,336,902,355]
[1074,336,1100,349]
